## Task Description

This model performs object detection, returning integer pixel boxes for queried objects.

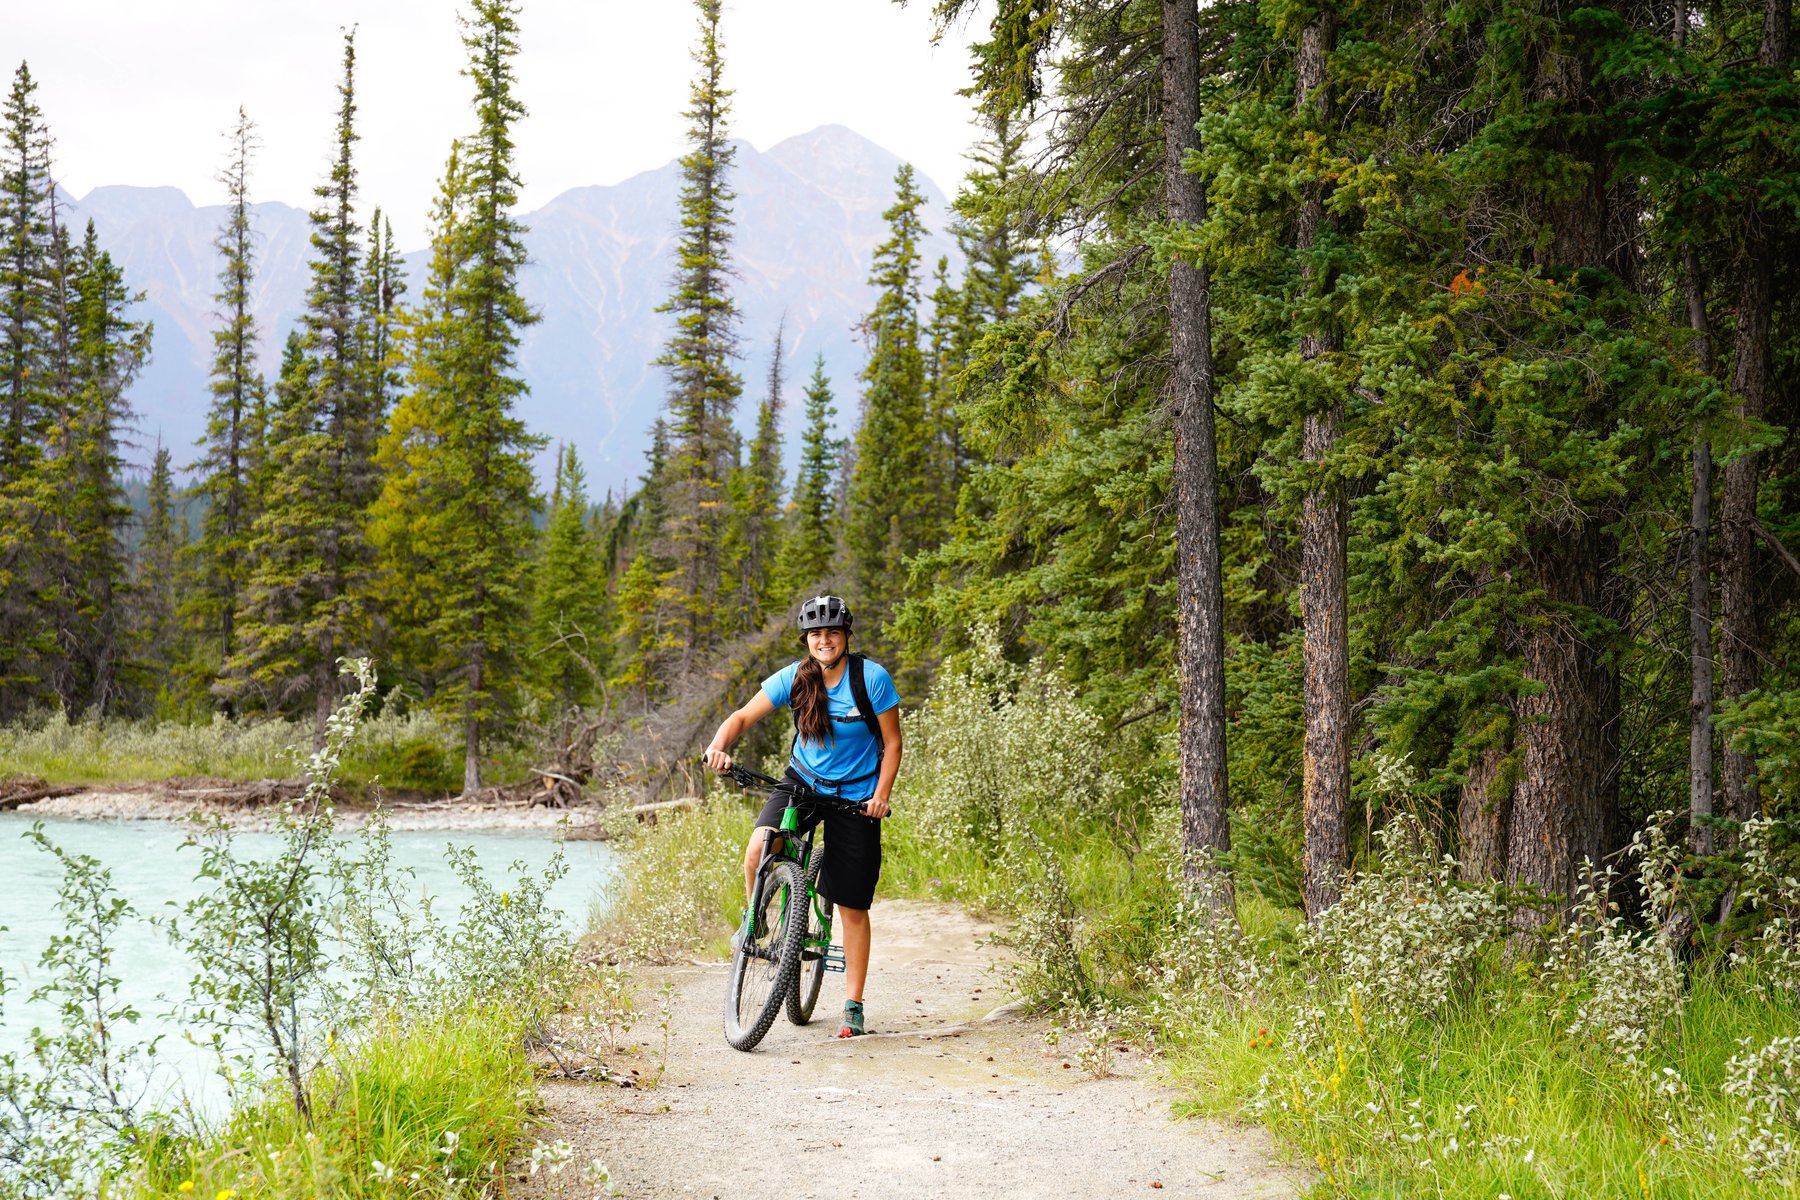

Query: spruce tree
[41,221,148,715]
[529,444,608,707]
[371,143,463,700]
[360,208,405,421]
[846,163,933,645]
[136,442,182,705]
[645,0,742,672]
[722,321,786,630]
[375,2,543,791]
[185,107,265,693]
[224,30,373,743]
[772,354,841,591]
[0,61,56,718]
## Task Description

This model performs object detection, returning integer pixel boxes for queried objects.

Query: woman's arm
[703,691,776,772]
[863,707,903,818]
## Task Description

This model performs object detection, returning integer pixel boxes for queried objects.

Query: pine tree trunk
[1685,246,1715,855]
[464,642,485,795]
[1502,15,1630,922]
[312,659,332,753]
[1459,739,1515,883]
[1295,9,1349,919]
[1162,0,1232,886]
[1507,523,1621,914]
[1719,0,1789,827]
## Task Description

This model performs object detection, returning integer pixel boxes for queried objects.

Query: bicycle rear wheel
[787,849,830,1025]
[724,858,806,1051]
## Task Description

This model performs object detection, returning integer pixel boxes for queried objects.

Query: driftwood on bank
[0,778,83,811]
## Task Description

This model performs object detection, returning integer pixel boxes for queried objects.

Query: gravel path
[520,900,1299,1200]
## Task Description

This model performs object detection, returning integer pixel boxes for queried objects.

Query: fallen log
[627,797,698,816]
[0,783,84,811]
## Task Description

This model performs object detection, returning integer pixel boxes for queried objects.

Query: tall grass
[0,707,472,794]
[588,795,755,962]
[125,1008,534,1199]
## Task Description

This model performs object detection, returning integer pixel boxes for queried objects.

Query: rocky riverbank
[2,778,609,834]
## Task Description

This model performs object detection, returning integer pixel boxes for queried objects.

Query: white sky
[9,0,985,247]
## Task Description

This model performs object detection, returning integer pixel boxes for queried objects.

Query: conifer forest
[5,0,1800,1190]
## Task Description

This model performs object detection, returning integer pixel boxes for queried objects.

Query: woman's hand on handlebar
[862,794,891,819]
[703,746,733,773]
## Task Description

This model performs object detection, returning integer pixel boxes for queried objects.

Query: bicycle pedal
[822,945,846,974]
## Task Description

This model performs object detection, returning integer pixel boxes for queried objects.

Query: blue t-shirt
[761,658,899,800]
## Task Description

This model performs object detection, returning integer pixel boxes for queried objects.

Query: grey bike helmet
[798,594,854,633]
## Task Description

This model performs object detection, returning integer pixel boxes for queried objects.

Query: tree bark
[1459,735,1516,883]
[464,639,485,794]
[1295,8,1349,919]
[1162,0,1232,885]
[1685,245,1715,855]
[1507,522,1622,914]
[1719,0,1790,827]
[1503,13,1631,922]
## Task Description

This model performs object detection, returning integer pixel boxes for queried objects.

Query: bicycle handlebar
[699,757,869,811]
[699,756,781,790]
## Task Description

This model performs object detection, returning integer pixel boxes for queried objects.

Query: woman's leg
[742,828,777,901]
[838,905,871,1001]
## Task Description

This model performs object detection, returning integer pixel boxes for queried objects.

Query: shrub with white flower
[1545,836,1685,1068]
[1296,816,1511,1040]
[1722,1035,1800,1177]
[899,624,1120,848]
[1735,816,1800,1004]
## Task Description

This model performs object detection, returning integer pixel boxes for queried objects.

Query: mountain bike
[710,761,853,1051]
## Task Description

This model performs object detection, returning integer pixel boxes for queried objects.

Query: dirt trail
[522,900,1298,1200]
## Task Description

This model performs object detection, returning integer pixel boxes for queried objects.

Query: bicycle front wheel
[724,858,806,1051]
[787,849,830,1025]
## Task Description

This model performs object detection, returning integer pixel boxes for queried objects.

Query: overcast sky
[11,0,984,247]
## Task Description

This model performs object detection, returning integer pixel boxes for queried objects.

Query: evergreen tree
[224,30,373,743]
[644,0,742,672]
[136,442,182,703]
[722,320,786,630]
[609,419,676,693]
[922,254,970,537]
[40,221,148,715]
[529,444,608,707]
[846,163,933,646]
[773,354,841,591]
[360,208,405,421]
[0,61,57,718]
[374,1,543,791]
[184,107,266,694]
[371,143,463,701]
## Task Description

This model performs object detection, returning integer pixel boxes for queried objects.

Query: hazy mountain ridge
[76,125,954,494]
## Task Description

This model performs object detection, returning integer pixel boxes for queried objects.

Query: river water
[0,813,621,1115]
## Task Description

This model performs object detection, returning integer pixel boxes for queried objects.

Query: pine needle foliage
[847,163,934,648]
[639,0,745,675]
[183,107,266,695]
[223,31,375,744]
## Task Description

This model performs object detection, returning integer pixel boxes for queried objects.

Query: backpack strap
[786,656,887,791]
[846,653,885,750]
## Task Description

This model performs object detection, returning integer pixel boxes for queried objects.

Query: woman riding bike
[703,594,901,1038]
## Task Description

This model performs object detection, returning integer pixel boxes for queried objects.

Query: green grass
[120,1007,535,1199]
[1162,935,1797,1198]
[0,709,487,795]
[587,792,756,961]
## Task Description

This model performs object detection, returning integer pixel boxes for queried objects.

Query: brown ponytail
[791,654,834,746]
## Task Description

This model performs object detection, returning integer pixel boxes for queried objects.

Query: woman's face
[805,626,846,663]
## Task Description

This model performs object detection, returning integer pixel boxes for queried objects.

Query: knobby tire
[787,849,829,1025]
[724,858,806,1051]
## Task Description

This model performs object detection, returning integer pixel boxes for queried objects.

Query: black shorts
[753,769,883,910]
